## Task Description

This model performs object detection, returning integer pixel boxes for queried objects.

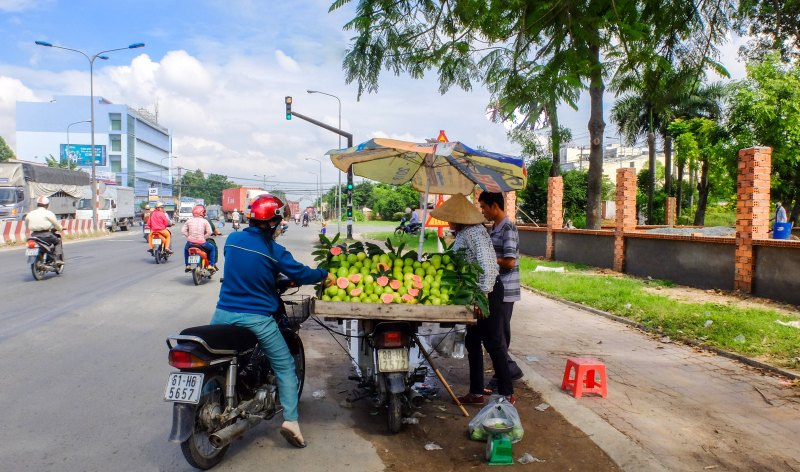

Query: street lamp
[307,90,342,232]
[65,120,91,164]
[159,155,176,190]
[35,40,145,231]
[307,171,319,217]
[305,157,323,218]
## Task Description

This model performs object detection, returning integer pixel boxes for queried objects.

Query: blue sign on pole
[60,144,106,167]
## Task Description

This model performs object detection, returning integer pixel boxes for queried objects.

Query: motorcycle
[143,225,151,242]
[232,220,240,231]
[394,217,421,237]
[165,275,309,470]
[187,241,216,286]
[25,233,64,281]
[352,319,427,433]
[151,232,171,264]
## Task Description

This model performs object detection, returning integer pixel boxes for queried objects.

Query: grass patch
[363,230,441,253]
[519,256,800,369]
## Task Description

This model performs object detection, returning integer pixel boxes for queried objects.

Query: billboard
[60,144,107,167]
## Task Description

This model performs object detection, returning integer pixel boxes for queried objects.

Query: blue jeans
[210,308,299,421]
[184,242,217,266]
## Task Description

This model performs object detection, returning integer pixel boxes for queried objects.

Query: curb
[522,285,800,381]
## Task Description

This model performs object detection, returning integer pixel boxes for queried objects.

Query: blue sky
[0,0,749,203]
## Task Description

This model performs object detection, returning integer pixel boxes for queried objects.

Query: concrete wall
[625,236,735,290]
[554,232,614,268]
[518,227,546,257]
[753,245,800,306]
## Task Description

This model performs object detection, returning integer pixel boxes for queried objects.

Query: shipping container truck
[221,187,268,222]
[0,161,91,221]
[76,184,135,231]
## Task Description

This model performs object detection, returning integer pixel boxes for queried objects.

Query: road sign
[425,195,449,228]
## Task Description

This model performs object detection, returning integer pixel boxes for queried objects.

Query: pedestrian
[429,193,512,405]
[478,192,524,393]
[775,202,788,223]
[320,221,327,236]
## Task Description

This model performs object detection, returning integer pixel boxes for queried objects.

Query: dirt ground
[323,346,619,471]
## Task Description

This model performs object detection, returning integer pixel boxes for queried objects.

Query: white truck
[76,184,135,231]
[0,162,91,221]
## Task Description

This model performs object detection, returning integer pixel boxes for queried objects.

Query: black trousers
[31,230,63,258]
[465,278,513,396]
[494,300,522,379]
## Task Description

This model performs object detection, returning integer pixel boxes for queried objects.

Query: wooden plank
[312,299,476,324]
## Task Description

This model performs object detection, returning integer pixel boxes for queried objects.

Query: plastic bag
[467,395,524,443]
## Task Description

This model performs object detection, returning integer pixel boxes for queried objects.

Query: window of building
[630,162,635,168]
[110,155,122,172]
[110,134,121,152]
[110,113,122,131]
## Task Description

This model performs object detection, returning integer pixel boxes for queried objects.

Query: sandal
[280,422,307,448]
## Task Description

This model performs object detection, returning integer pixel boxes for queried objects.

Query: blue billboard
[60,144,106,167]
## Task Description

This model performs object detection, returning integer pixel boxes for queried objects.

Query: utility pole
[177,166,183,202]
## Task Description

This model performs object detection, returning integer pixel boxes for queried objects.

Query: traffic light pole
[287,109,354,239]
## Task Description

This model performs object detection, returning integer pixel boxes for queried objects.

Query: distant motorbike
[165,275,309,470]
[394,218,421,237]
[187,240,216,286]
[151,231,171,264]
[232,220,240,231]
[25,232,64,281]
[143,225,151,242]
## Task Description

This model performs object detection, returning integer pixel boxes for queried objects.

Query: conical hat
[429,194,485,225]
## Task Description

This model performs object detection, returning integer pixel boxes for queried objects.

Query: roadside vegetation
[519,257,800,369]
[363,230,442,254]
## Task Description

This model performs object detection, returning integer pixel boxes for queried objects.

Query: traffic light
[347,208,353,218]
[285,96,292,120]
[346,182,353,191]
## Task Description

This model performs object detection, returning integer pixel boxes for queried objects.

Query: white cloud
[275,50,301,72]
[0,0,49,12]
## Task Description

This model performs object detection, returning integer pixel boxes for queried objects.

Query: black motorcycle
[25,232,64,281]
[165,275,309,469]
[231,220,240,231]
[394,217,421,237]
[151,231,171,264]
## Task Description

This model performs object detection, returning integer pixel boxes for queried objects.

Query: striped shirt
[453,223,499,293]
[490,217,521,302]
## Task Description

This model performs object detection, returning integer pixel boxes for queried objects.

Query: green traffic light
[286,113,292,120]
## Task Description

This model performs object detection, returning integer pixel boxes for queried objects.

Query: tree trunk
[676,163,684,217]
[586,43,605,230]
[663,132,672,196]
[549,102,561,177]
[693,157,710,225]
[647,131,656,224]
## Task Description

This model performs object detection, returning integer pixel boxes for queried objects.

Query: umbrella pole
[418,168,431,260]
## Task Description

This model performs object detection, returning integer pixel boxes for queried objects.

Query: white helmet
[233,208,238,212]
[37,196,50,206]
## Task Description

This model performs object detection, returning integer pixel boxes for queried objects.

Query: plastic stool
[561,358,608,398]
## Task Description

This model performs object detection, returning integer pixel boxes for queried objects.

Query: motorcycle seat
[179,325,257,354]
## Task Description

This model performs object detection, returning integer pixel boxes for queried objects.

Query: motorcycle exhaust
[407,389,425,408]
[209,415,262,449]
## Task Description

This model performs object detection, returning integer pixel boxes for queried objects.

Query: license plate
[188,255,201,264]
[25,248,39,256]
[164,372,204,404]
[153,238,162,246]
[377,348,409,372]
[144,228,151,234]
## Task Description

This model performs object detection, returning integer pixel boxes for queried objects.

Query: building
[560,144,667,180]
[15,95,175,207]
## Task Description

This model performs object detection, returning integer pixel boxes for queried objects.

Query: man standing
[478,192,524,390]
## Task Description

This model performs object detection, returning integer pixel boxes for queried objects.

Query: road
[0,221,389,472]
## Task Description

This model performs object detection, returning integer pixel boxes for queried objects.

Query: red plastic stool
[561,358,608,398]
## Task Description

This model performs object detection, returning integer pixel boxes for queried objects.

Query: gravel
[643,226,736,237]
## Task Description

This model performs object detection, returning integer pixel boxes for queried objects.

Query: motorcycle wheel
[394,228,405,237]
[180,375,229,470]
[31,257,45,281]
[294,337,306,398]
[55,257,65,275]
[154,248,161,264]
[387,392,403,433]
[192,267,203,285]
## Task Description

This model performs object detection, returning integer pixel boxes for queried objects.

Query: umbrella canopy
[326,138,527,194]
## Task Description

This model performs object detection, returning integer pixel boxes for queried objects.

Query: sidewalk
[510,288,800,471]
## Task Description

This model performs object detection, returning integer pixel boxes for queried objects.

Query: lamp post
[65,120,91,165]
[159,156,173,191]
[305,157,323,217]
[307,171,319,217]
[307,90,342,232]
[35,40,145,231]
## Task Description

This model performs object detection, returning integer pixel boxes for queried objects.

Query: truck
[76,184,135,231]
[0,161,91,221]
[221,187,268,222]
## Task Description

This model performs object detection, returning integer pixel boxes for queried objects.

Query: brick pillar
[614,168,638,272]
[665,197,676,226]
[546,177,563,259]
[735,147,772,293]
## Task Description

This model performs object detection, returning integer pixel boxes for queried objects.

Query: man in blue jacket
[211,194,328,449]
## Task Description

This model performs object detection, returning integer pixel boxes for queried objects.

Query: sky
[0,0,750,205]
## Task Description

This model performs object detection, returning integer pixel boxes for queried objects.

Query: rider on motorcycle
[231,208,241,225]
[147,202,173,254]
[182,204,218,273]
[210,194,329,449]
[24,196,64,266]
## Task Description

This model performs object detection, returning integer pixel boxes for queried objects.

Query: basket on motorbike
[280,295,312,329]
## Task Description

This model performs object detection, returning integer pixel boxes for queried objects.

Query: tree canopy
[176,169,239,205]
[0,136,14,162]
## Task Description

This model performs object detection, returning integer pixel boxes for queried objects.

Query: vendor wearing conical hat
[431,194,513,405]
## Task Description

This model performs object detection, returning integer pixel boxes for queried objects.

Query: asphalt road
[0,221,389,472]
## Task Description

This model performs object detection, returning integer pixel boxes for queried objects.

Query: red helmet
[248,194,285,221]
[192,205,206,217]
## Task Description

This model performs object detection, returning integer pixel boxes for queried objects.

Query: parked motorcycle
[165,275,309,469]
[394,217,421,237]
[25,233,64,281]
[352,319,427,433]
[187,241,216,286]
[151,232,171,264]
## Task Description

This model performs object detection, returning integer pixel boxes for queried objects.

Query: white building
[560,144,666,180]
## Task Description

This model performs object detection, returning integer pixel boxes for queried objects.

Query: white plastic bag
[467,395,524,443]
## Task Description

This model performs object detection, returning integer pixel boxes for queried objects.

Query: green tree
[371,183,419,220]
[0,136,13,162]
[44,154,78,169]
[518,158,553,223]
[176,169,238,205]
[736,0,800,61]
